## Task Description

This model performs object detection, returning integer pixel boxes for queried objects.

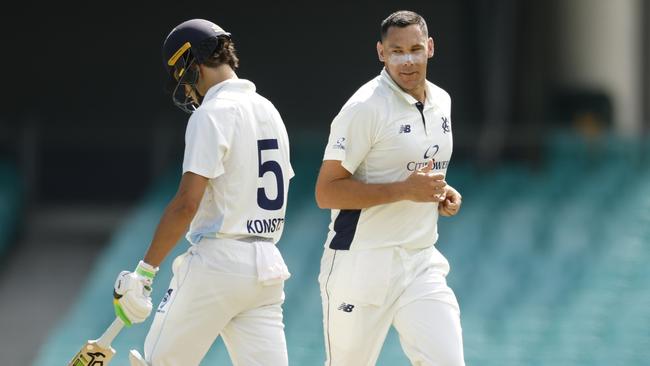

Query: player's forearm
[316,177,407,209]
[143,199,198,267]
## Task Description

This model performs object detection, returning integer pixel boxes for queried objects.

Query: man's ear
[376,41,385,62]
[428,37,435,58]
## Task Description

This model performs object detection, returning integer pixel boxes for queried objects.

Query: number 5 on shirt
[257,139,284,210]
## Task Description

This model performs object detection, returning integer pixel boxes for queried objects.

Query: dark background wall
[0,1,490,203]
[3,0,635,204]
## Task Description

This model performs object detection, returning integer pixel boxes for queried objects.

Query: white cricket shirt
[323,68,453,250]
[182,78,294,244]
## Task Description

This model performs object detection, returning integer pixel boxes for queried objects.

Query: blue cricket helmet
[162,19,231,113]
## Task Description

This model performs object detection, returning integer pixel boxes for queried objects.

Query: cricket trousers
[319,245,465,366]
[143,238,289,366]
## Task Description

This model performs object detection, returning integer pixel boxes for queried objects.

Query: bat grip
[96,318,125,349]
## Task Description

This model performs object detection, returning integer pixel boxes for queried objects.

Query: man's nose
[395,53,415,65]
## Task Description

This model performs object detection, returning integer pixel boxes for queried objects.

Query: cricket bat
[67,318,124,366]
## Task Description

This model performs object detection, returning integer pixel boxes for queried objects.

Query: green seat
[0,160,23,258]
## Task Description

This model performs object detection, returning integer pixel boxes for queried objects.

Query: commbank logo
[423,144,439,159]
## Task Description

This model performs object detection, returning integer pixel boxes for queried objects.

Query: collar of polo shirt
[203,78,256,101]
[380,68,435,108]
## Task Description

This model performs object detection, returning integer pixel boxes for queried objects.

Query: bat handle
[96,318,125,349]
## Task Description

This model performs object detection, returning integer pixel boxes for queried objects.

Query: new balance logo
[399,124,411,134]
[338,302,355,313]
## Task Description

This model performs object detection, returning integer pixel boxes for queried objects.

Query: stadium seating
[35,131,650,365]
[0,161,22,259]
[439,130,650,366]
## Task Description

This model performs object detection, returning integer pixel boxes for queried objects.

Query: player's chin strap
[129,349,150,366]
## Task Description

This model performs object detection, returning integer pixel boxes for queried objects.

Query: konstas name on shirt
[246,218,285,234]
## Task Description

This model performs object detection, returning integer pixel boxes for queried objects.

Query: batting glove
[113,260,158,326]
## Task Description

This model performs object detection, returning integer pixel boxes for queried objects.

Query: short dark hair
[380,10,429,40]
[202,36,240,70]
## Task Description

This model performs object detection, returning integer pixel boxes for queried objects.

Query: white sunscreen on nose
[386,52,427,65]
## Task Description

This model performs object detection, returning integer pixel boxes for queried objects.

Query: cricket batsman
[112,18,294,366]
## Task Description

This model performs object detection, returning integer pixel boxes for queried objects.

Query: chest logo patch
[441,117,450,134]
[399,124,412,134]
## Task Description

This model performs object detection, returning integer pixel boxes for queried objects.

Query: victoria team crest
[441,116,450,133]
